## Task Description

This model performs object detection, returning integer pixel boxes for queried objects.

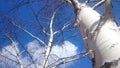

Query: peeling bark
[65,0,120,68]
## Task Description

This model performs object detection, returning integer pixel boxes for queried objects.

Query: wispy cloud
[0,40,78,68]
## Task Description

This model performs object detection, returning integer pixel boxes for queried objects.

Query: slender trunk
[42,12,55,68]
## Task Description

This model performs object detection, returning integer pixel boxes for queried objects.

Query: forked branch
[42,12,56,68]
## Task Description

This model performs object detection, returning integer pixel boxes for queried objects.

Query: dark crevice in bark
[101,58,120,68]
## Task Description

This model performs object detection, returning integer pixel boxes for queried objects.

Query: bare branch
[63,0,72,5]
[0,54,18,64]
[42,12,56,68]
[64,0,82,11]
[16,37,38,68]
[8,19,47,46]
[54,22,71,35]
[70,0,81,10]
[5,34,24,68]
[9,0,30,12]
[0,46,17,59]
[47,51,90,68]
[92,0,105,9]
[19,50,25,56]
[43,28,50,36]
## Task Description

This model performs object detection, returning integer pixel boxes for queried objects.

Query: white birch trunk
[65,0,120,68]
[78,6,120,68]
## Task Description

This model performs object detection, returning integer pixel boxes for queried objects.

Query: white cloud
[0,42,20,68]
[51,41,77,58]
[1,42,19,57]
[0,40,78,68]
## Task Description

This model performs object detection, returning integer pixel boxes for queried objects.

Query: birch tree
[0,12,79,68]
[1,0,120,68]
[64,0,120,68]
[0,0,88,68]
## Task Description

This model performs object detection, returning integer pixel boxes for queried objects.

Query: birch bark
[65,0,120,68]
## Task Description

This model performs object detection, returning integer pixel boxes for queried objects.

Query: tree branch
[8,19,47,46]
[64,0,82,11]
[47,51,91,68]
[42,12,56,68]
[15,35,38,68]
[0,54,18,64]
[54,22,71,35]
[5,34,24,68]
[92,0,105,9]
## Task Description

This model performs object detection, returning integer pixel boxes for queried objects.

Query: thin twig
[8,19,47,46]
[54,22,71,35]
[0,54,18,64]
[47,51,89,68]
[92,0,105,9]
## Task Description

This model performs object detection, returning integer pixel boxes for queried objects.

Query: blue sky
[0,0,120,68]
